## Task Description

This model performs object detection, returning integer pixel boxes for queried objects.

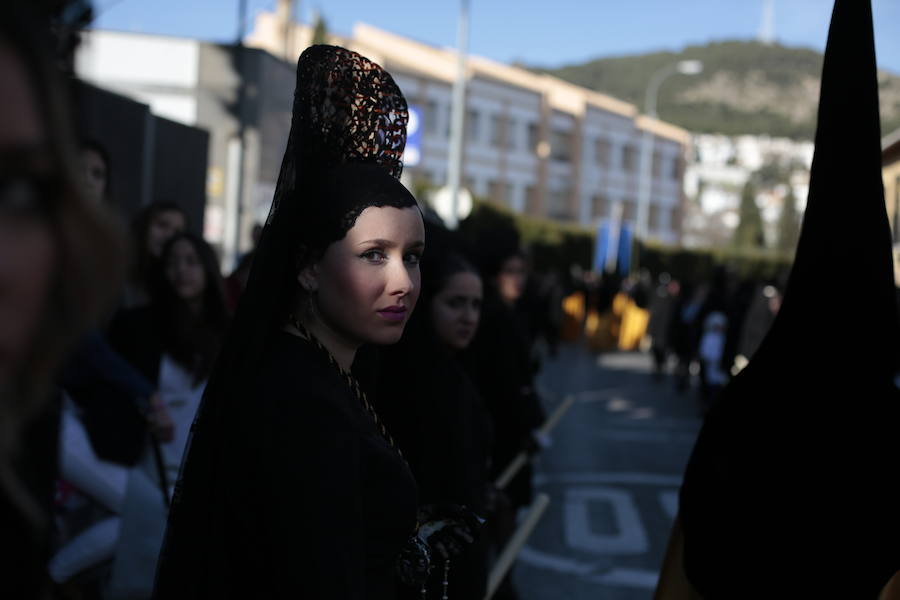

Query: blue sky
[94,0,900,73]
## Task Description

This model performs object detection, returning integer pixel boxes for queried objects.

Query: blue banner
[593,219,632,275]
[404,104,422,166]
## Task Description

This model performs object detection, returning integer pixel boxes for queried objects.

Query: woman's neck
[292,315,358,371]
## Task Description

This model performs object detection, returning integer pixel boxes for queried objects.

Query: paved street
[514,343,702,600]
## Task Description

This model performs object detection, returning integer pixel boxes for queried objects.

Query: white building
[76,13,691,265]
[249,12,691,244]
[683,133,814,248]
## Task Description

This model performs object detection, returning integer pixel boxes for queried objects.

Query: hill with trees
[531,40,900,140]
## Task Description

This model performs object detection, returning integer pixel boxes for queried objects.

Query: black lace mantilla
[270,45,409,223]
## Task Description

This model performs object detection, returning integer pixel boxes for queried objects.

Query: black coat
[377,345,493,600]
[462,290,544,508]
[153,331,419,599]
[108,306,166,386]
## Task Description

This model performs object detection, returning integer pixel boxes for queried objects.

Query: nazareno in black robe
[676,1,900,597]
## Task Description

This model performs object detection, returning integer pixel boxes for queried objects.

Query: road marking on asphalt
[534,472,682,487]
[517,545,603,576]
[587,567,659,589]
[591,429,699,444]
[573,388,631,403]
[659,490,679,520]
[565,487,648,555]
[520,472,683,590]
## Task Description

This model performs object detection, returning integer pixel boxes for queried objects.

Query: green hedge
[459,200,594,273]
[637,241,794,283]
[453,199,793,281]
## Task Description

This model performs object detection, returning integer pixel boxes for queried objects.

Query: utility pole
[445,0,469,230]
[758,0,775,45]
[635,60,702,241]
[230,0,248,271]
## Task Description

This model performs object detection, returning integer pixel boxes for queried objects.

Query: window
[423,100,441,136]
[592,193,608,219]
[649,204,660,231]
[547,187,572,219]
[527,122,540,154]
[670,157,681,180]
[622,145,638,172]
[466,109,480,143]
[550,129,572,162]
[652,152,663,178]
[506,117,518,150]
[489,114,505,148]
[622,198,637,221]
[525,185,538,213]
[595,138,610,167]
[488,180,507,205]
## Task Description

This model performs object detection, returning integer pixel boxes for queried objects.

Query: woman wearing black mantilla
[152,46,476,599]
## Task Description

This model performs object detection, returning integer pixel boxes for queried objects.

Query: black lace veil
[152,45,411,597]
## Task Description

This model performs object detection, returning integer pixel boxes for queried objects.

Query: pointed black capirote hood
[678,1,900,597]
[763,0,900,370]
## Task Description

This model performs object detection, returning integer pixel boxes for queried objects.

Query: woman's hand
[416,504,485,560]
[396,533,431,588]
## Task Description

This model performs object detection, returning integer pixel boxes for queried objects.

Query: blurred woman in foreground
[0,2,123,596]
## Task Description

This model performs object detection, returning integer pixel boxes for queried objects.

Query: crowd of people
[642,268,783,413]
[2,5,557,598]
[562,266,785,415]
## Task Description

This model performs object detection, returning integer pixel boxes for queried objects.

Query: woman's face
[164,239,206,305]
[308,205,425,347]
[147,209,186,258]
[496,255,527,305]
[431,271,482,351]
[0,44,56,381]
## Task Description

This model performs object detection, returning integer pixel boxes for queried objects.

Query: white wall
[77,31,200,125]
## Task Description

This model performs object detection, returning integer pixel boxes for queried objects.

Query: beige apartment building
[247,9,691,244]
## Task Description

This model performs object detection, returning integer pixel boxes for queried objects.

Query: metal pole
[635,64,673,241]
[149,436,171,507]
[483,494,551,600]
[445,0,469,230]
[232,0,248,272]
[494,395,574,490]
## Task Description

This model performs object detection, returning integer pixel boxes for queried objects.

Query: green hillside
[532,40,900,140]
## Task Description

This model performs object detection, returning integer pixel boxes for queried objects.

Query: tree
[776,188,801,255]
[732,180,766,250]
[311,12,328,46]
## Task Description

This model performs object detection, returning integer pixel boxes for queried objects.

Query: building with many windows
[248,11,690,244]
[77,10,691,268]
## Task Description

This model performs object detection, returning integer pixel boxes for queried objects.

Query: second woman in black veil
[152,46,478,599]
[377,225,494,599]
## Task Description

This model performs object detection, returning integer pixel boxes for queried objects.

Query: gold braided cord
[290,318,405,462]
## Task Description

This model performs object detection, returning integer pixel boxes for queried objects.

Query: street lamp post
[445,0,470,230]
[635,60,702,241]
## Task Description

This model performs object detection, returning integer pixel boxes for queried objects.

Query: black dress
[462,290,544,509]
[153,331,418,599]
[377,347,493,600]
